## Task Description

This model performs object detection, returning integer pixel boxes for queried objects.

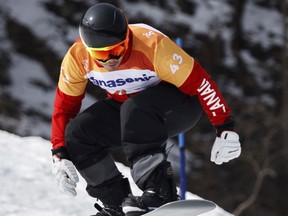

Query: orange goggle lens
[87,40,127,63]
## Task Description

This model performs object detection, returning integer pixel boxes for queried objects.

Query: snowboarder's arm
[51,87,84,149]
[51,42,87,149]
[178,61,231,126]
[153,37,232,127]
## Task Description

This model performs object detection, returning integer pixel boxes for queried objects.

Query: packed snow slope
[0,130,233,216]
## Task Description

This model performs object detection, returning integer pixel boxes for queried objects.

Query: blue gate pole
[176,38,186,200]
[178,133,186,200]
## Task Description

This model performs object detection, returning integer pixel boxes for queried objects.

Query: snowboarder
[51,3,241,216]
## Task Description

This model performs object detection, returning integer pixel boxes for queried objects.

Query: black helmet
[79,3,128,48]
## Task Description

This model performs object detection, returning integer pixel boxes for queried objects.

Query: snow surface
[0,130,233,216]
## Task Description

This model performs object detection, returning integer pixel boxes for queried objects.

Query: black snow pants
[65,82,203,204]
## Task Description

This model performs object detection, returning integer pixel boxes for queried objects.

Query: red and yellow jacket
[51,24,231,149]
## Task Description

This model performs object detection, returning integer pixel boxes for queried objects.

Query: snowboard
[143,199,216,216]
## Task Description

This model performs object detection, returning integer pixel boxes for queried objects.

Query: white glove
[210,131,241,165]
[52,155,79,196]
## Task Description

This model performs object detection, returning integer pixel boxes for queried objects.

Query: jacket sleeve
[51,87,84,149]
[178,61,231,126]
[51,41,88,149]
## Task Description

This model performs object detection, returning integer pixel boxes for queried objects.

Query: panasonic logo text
[88,74,156,88]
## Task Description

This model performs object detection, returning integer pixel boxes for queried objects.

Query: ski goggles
[86,35,129,63]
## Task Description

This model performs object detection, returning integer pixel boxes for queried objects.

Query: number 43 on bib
[170,53,183,74]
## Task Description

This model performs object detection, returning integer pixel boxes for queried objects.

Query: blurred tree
[231,1,288,215]
[281,0,288,149]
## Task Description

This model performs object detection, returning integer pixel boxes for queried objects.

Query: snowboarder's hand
[210,131,241,165]
[52,155,79,196]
